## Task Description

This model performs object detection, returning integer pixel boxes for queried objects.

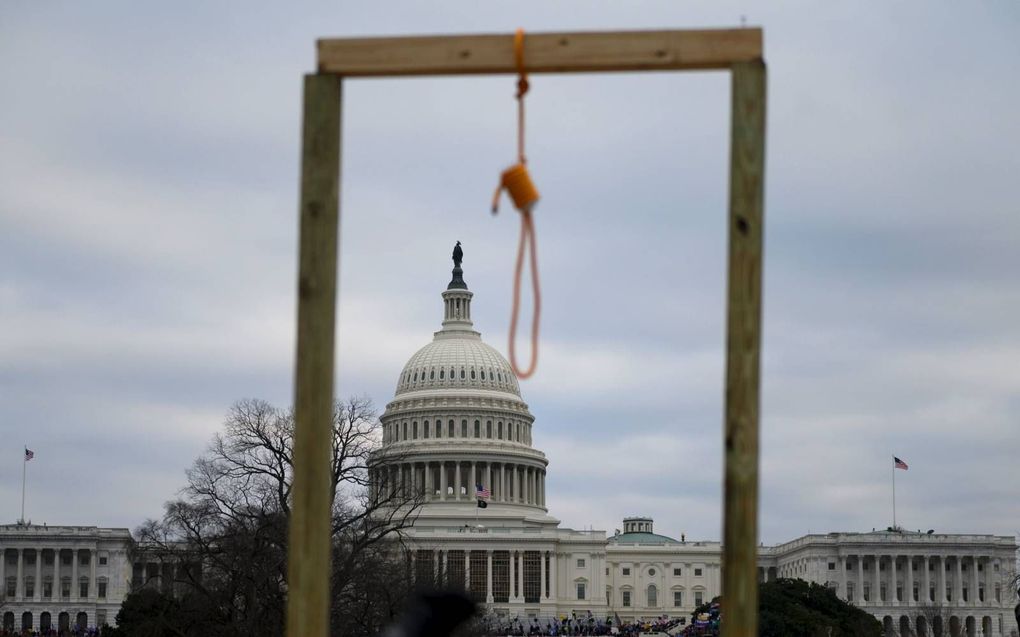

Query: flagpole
[21,446,28,524]
[892,456,896,531]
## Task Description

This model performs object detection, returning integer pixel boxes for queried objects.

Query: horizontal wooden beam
[318,28,762,77]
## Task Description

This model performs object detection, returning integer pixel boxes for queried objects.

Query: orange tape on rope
[492,28,541,379]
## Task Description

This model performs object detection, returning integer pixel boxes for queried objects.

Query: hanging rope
[492,28,541,379]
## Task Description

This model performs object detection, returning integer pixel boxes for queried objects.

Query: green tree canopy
[758,578,882,637]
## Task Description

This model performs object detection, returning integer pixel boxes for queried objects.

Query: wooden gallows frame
[286,28,766,637]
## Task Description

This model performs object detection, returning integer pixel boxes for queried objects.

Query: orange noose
[492,28,541,379]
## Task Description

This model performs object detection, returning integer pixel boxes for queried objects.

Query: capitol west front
[1,254,1016,636]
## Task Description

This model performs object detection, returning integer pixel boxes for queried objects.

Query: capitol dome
[368,244,550,520]
[396,337,521,397]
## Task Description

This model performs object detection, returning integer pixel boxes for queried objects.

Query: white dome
[396,336,521,397]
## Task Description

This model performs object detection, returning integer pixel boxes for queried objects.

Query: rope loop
[491,28,541,380]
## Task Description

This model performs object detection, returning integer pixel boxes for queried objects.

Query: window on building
[913,583,919,601]
[648,568,656,576]
[896,585,902,601]
[962,587,968,602]
[44,553,53,566]
[946,586,952,602]
[694,568,702,577]
[978,586,984,602]
[622,568,630,576]
[863,562,869,571]
[61,580,70,599]
[846,560,852,570]
[44,581,53,598]
[98,581,107,598]
[694,591,703,606]
[96,610,107,626]
[846,583,854,602]
[402,422,408,440]
[80,581,89,598]
[497,422,503,439]
[622,591,631,607]
[647,585,657,607]
[577,559,585,568]
[423,421,429,438]
[929,586,936,602]
[460,420,466,437]
[576,583,586,600]
[828,562,835,570]
[673,568,682,577]
[863,584,870,602]
[80,553,90,566]
[6,578,16,598]
[977,562,983,571]
[412,422,418,438]
[673,590,683,607]
[474,421,480,437]
[880,584,886,601]
[25,579,34,598]
[995,585,1001,602]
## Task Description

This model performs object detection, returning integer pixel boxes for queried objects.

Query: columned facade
[0,524,132,632]
[757,533,1017,637]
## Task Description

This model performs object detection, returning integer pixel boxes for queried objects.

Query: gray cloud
[2,1,1018,544]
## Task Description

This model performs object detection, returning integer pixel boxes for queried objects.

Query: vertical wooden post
[287,73,341,637]
[721,58,766,637]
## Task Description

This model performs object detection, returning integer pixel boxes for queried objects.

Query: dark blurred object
[383,591,476,637]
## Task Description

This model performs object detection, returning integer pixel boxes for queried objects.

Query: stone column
[470,462,476,497]
[541,550,547,599]
[442,551,449,587]
[71,549,79,602]
[15,549,23,600]
[517,551,524,601]
[509,550,515,600]
[549,551,557,601]
[891,555,898,604]
[872,555,880,604]
[440,461,447,501]
[937,556,946,602]
[954,556,962,605]
[455,462,462,501]
[465,551,471,591]
[906,555,914,605]
[425,463,433,500]
[970,556,978,605]
[486,550,494,603]
[53,549,60,599]
[922,556,930,602]
[35,549,42,601]
[838,554,847,600]
[90,549,97,600]
[514,466,520,503]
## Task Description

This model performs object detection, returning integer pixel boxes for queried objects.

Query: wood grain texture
[721,59,766,637]
[286,73,341,637]
[318,29,761,77]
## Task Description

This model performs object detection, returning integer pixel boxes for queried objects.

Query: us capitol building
[2,249,1016,636]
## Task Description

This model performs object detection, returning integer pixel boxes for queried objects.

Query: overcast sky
[2,2,1018,545]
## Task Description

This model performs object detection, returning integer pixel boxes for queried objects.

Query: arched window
[450,419,456,437]
[497,422,503,439]
[402,422,408,440]
[481,370,486,380]
[460,368,465,379]
[429,369,435,380]
[486,421,492,438]
[435,420,441,438]
[439,369,444,380]
[423,420,430,439]
[471,369,476,380]
[460,420,466,437]
[474,420,480,437]
[412,422,418,439]
[647,584,658,607]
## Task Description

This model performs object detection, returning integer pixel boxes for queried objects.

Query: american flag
[475,483,491,500]
[24,448,35,461]
[894,456,908,470]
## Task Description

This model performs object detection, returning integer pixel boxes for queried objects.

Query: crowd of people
[477,612,688,637]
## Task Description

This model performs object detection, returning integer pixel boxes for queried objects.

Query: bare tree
[131,397,422,637]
